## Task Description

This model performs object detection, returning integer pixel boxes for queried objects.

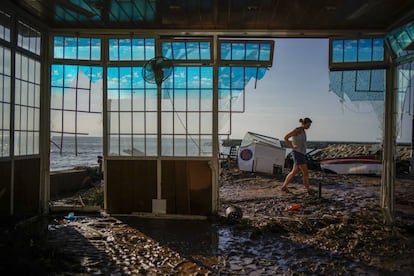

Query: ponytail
[299,117,312,124]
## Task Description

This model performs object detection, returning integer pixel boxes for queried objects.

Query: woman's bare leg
[281,165,300,189]
[299,164,311,192]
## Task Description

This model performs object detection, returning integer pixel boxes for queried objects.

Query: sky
[49,37,413,144]
[230,38,413,143]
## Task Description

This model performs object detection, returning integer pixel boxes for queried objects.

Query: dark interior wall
[0,160,11,216]
[106,159,212,215]
[13,158,40,216]
[162,160,212,215]
[106,160,157,213]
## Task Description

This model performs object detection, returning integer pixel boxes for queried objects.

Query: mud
[0,170,413,275]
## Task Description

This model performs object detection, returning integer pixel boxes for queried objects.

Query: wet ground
[0,170,413,275]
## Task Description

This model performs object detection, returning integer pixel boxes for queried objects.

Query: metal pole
[411,84,414,176]
[212,35,219,213]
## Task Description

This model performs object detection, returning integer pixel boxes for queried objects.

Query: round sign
[239,149,253,161]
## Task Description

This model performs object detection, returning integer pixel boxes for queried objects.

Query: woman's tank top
[292,127,307,155]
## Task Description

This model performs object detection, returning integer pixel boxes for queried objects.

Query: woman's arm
[284,128,299,149]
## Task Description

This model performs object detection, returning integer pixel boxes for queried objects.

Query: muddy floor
[0,170,413,275]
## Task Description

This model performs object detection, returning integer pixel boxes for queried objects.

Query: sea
[50,136,103,171]
[50,136,213,171]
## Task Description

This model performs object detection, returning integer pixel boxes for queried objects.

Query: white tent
[238,132,286,175]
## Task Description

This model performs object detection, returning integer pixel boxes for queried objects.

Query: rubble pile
[218,169,414,274]
[312,143,411,160]
[0,164,413,274]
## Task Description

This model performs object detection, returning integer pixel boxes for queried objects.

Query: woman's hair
[299,117,312,124]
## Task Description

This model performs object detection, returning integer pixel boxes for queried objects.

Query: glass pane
[187,113,199,133]
[119,112,132,133]
[358,39,372,62]
[4,76,11,102]
[78,38,91,60]
[161,135,173,156]
[132,89,145,111]
[356,70,371,91]
[201,67,212,88]
[146,112,157,133]
[200,42,210,60]
[132,39,145,60]
[109,112,119,134]
[54,36,64,59]
[146,134,157,156]
[132,112,145,133]
[372,38,384,61]
[232,43,245,60]
[221,43,231,60]
[174,135,186,156]
[34,108,40,131]
[64,37,77,59]
[109,135,120,155]
[119,135,132,156]
[332,40,343,63]
[186,42,200,60]
[246,43,259,61]
[259,43,271,61]
[109,39,119,60]
[200,135,212,156]
[145,38,155,59]
[172,42,186,60]
[162,42,172,59]
[371,69,385,92]
[200,113,212,133]
[187,89,200,111]
[344,40,357,62]
[91,38,101,60]
[119,39,132,60]
[187,67,199,89]
[162,112,173,134]
[200,90,212,111]
[146,88,157,111]
[174,112,187,134]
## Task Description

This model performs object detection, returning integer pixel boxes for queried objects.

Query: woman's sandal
[281,186,290,193]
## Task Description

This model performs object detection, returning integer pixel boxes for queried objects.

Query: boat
[320,156,382,176]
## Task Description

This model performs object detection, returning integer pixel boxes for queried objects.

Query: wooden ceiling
[9,0,414,34]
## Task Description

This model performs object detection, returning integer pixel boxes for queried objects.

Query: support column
[381,63,396,224]
[39,31,51,214]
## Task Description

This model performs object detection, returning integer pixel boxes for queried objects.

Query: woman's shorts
[292,150,307,165]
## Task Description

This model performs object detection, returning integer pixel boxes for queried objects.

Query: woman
[281,117,313,194]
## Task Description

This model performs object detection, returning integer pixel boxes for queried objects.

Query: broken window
[386,21,414,59]
[218,39,273,136]
[51,36,102,169]
[329,37,386,135]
